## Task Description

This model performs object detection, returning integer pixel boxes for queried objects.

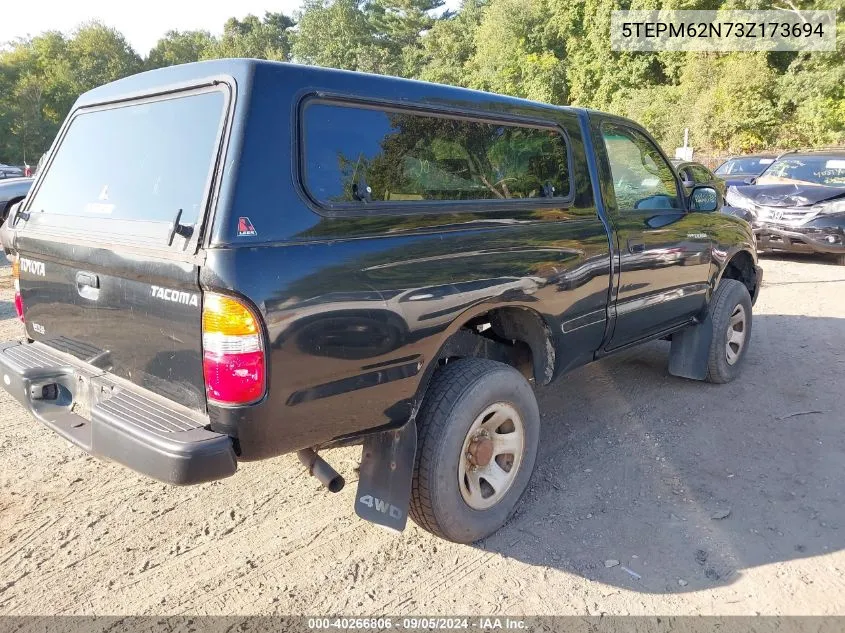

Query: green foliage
[0,15,294,163]
[290,0,444,77]
[203,12,294,61]
[0,0,843,164]
[291,0,390,74]
[147,30,215,68]
[0,22,143,163]
[368,0,445,76]
[67,23,143,90]
[418,0,485,86]
[463,0,567,103]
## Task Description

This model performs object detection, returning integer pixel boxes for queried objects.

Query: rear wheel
[409,358,540,543]
[705,279,753,384]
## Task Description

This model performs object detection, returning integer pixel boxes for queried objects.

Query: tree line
[0,0,842,165]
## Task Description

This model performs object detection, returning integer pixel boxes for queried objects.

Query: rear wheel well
[434,307,555,387]
[720,251,758,298]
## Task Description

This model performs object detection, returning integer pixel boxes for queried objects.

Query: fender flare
[711,244,757,293]
[409,302,555,420]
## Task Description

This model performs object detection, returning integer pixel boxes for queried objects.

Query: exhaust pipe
[297,449,345,493]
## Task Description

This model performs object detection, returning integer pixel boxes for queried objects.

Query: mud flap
[668,311,713,381]
[355,420,417,532]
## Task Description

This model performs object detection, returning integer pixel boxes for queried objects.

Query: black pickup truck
[0,60,762,543]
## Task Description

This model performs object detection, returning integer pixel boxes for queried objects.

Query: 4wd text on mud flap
[19,258,46,277]
[150,285,200,307]
[358,495,403,520]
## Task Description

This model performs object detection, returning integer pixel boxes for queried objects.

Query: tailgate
[13,85,230,412]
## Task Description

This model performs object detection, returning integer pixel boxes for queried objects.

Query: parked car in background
[672,160,726,198]
[714,154,777,188]
[724,150,845,264]
[0,164,24,179]
[0,177,33,225]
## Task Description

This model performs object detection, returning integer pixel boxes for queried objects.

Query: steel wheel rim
[725,303,747,366]
[458,402,525,510]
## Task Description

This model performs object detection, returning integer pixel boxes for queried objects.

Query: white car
[0,164,24,179]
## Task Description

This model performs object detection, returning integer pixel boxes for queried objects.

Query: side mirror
[689,185,719,212]
[743,176,757,185]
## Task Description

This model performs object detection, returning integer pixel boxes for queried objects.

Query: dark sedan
[714,154,777,188]
[724,151,845,264]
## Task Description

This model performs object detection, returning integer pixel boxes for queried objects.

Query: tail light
[202,293,266,406]
[11,256,23,322]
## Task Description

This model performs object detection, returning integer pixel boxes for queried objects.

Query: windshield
[756,156,845,188]
[26,89,225,243]
[714,157,775,176]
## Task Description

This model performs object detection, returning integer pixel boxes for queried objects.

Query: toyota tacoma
[0,60,762,543]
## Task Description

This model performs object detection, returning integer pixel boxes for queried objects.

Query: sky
[0,0,462,56]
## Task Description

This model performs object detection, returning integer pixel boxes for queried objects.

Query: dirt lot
[1,253,844,616]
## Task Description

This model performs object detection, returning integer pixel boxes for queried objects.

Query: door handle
[627,240,645,254]
[76,271,100,300]
[76,271,99,288]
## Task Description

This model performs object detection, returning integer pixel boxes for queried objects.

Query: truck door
[597,120,712,350]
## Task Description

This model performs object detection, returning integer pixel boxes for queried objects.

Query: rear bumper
[0,340,237,485]
[754,223,845,255]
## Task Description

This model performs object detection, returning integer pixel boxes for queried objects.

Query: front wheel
[409,358,540,543]
[705,279,753,384]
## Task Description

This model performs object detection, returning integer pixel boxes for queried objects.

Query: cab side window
[601,123,681,211]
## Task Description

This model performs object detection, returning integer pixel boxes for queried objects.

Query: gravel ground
[0,253,844,616]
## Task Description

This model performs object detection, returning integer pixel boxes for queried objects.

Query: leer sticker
[238,217,257,237]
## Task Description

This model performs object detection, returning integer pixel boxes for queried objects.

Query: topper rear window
[24,88,226,247]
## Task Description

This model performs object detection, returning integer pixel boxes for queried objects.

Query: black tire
[833,253,845,266]
[409,358,540,543]
[705,279,753,384]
